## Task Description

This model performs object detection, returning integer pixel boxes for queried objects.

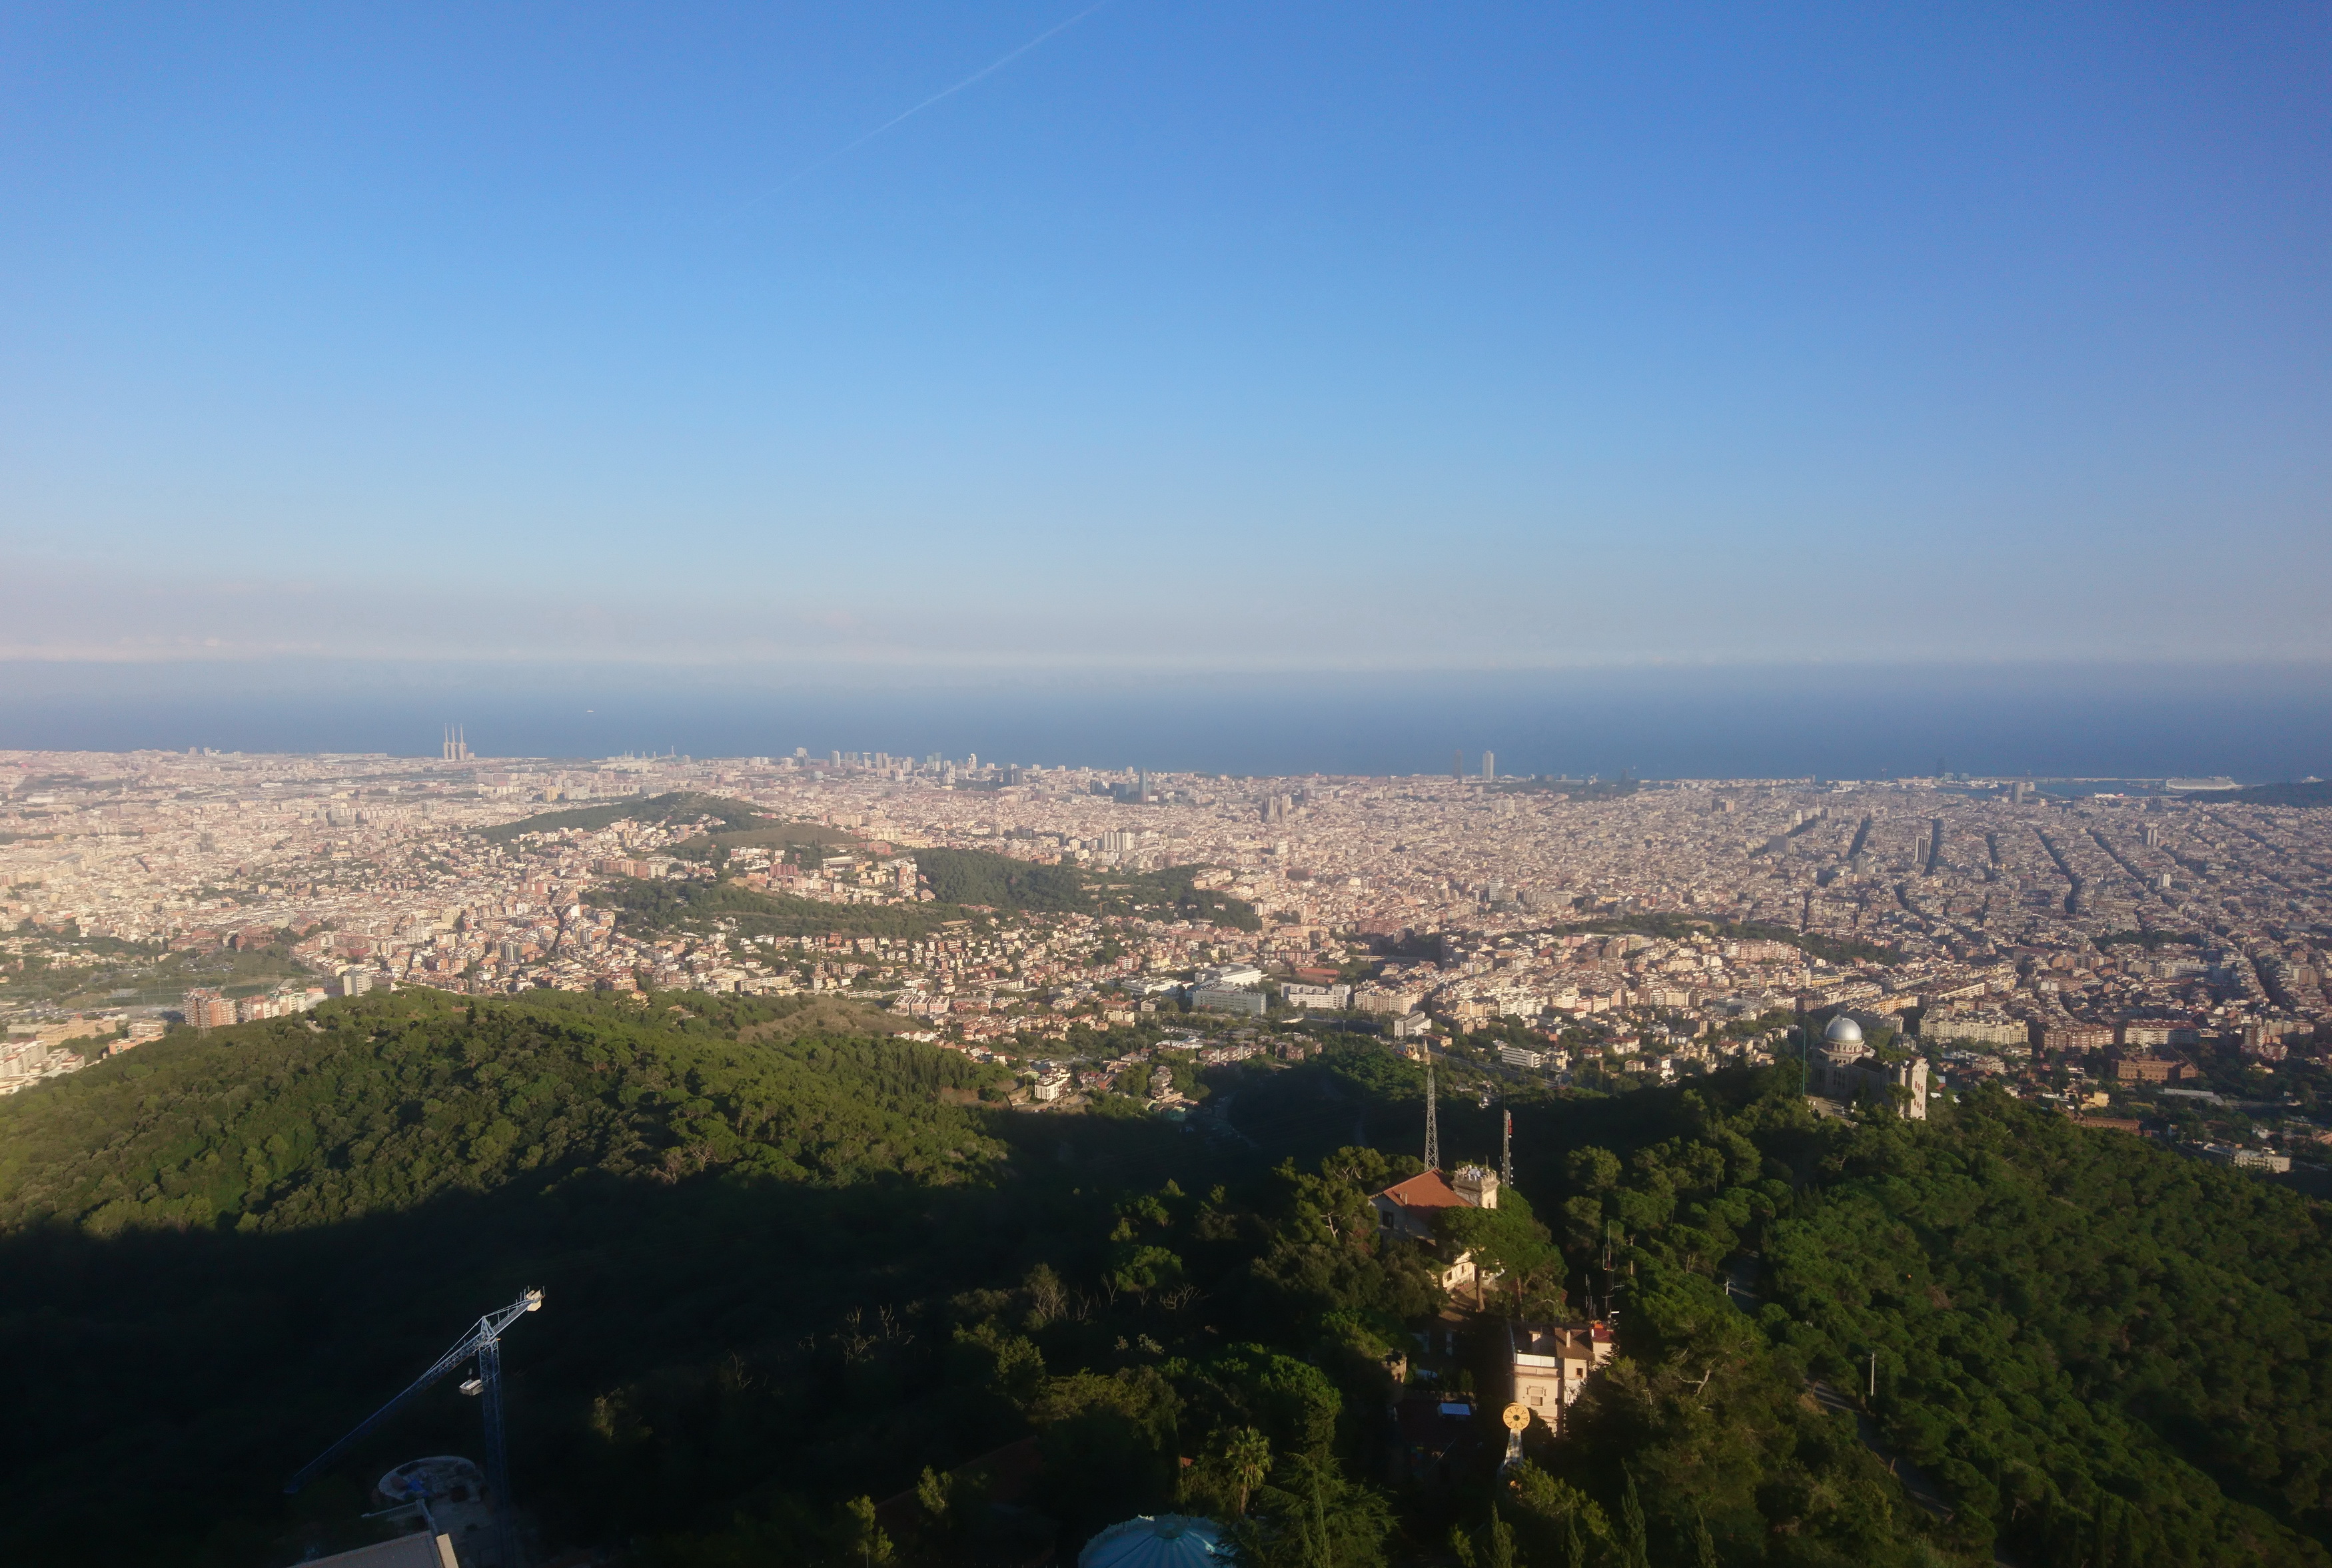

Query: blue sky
[2,2,2326,676]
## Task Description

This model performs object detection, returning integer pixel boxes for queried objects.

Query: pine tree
[1619,1467,1650,1568]
[842,1495,893,1568]
[1484,1504,1516,1568]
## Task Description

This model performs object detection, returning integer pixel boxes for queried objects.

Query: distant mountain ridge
[2231,780,2332,808]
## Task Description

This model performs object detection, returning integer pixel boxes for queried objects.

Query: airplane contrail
[730,1,1115,217]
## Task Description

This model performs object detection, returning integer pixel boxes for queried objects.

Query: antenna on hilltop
[1502,1106,1512,1188]
[1424,1056,1440,1172]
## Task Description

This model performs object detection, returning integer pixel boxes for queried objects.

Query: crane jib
[281,1288,544,1498]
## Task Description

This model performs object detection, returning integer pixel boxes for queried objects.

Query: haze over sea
[5,661,2326,783]
[5,9,2326,787]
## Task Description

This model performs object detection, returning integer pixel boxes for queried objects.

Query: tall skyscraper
[1453,749,1464,781]
[1481,750,1496,780]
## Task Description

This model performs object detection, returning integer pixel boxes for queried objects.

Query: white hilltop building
[1808,1013,1929,1120]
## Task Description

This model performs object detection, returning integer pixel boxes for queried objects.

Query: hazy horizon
[5,657,2326,783]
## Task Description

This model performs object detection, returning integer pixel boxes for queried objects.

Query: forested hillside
[476,793,778,843]
[0,990,1008,1234]
[1539,1086,2332,1568]
[598,872,980,941]
[1758,1098,2332,1563]
[1,996,2326,1567]
[2228,782,2332,809]
[0,990,1031,1564]
[916,847,1092,912]
[917,846,1261,930]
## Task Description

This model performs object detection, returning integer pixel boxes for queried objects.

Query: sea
[1,660,2326,783]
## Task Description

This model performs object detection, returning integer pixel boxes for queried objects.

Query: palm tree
[1223,1427,1271,1517]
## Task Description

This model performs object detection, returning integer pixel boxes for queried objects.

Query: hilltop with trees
[2228,781,2332,809]
[475,792,782,844]
[917,846,1261,931]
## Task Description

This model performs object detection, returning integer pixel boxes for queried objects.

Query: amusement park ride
[285,1290,545,1568]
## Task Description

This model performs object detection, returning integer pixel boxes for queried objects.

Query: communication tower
[1423,1057,1440,1171]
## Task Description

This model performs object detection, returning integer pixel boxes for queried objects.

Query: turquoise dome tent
[1078,1513,1235,1568]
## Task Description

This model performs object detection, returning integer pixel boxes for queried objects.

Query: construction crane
[286,1288,545,1567]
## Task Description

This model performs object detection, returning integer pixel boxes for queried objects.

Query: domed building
[1078,1514,1235,1568]
[1807,1013,1928,1120]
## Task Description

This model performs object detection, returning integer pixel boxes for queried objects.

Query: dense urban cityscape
[7,743,2325,1166]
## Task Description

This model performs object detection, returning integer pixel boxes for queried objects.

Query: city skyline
[3,655,2329,782]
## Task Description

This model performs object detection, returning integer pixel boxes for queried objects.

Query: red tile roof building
[1371,1164,1500,1294]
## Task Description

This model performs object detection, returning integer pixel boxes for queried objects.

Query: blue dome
[1079,1514,1234,1568]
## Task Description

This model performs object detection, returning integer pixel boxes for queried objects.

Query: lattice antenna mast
[1424,1057,1440,1171]
[1501,1106,1512,1188]
[287,1289,545,1567]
